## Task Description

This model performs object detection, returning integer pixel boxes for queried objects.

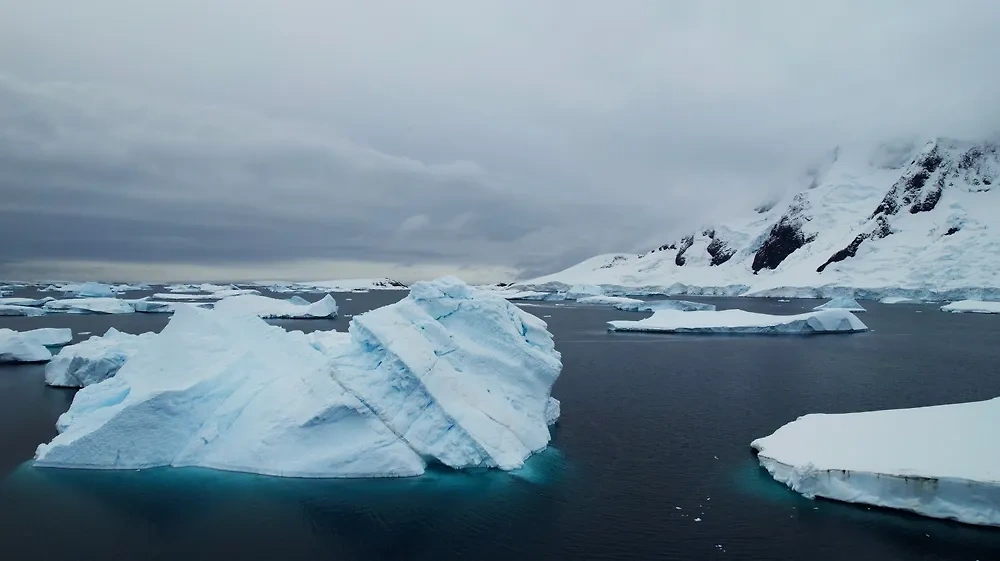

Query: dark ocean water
[2,288,1000,560]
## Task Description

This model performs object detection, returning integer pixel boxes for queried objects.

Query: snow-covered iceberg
[941,300,1000,314]
[45,328,154,388]
[880,296,921,304]
[34,277,562,478]
[0,305,47,317]
[268,278,409,292]
[43,298,134,314]
[614,299,717,312]
[813,296,866,312]
[151,289,258,300]
[0,329,52,363]
[59,282,116,298]
[20,328,73,347]
[575,295,644,307]
[213,294,338,319]
[752,397,1000,527]
[607,309,867,335]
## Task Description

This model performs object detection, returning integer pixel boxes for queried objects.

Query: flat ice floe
[34,277,561,478]
[19,328,73,347]
[213,294,338,319]
[0,305,47,317]
[940,300,1000,314]
[0,297,54,307]
[152,289,258,300]
[752,397,1000,526]
[813,296,866,312]
[607,309,867,334]
[45,328,155,387]
[880,296,921,304]
[43,298,135,314]
[614,299,716,312]
[575,295,644,307]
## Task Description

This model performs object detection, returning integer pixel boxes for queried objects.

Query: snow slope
[940,300,1000,314]
[607,309,868,335]
[752,397,1000,527]
[518,138,1000,300]
[34,277,562,478]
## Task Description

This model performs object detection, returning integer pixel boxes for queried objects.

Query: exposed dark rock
[910,178,943,213]
[707,238,736,266]
[599,255,630,269]
[752,220,814,273]
[817,216,892,272]
[674,235,695,266]
[945,226,961,236]
[754,201,777,214]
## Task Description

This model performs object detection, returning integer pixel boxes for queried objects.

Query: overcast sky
[1,1,998,283]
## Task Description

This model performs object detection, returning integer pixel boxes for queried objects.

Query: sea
[2,287,999,560]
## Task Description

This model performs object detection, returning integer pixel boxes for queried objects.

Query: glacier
[940,300,1000,314]
[813,296,866,312]
[515,138,1000,301]
[45,328,155,388]
[33,277,562,478]
[752,397,1000,527]
[607,309,868,335]
[213,294,338,319]
[43,298,135,314]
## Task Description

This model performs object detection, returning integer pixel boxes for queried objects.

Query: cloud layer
[1,0,998,281]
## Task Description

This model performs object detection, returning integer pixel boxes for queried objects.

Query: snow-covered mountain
[518,138,1000,299]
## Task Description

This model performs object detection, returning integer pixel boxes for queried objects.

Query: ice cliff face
[518,137,1000,299]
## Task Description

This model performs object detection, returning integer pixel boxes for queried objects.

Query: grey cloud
[0,1,998,281]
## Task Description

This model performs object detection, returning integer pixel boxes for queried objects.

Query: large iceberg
[20,328,73,347]
[0,297,54,307]
[213,294,338,319]
[34,277,562,478]
[813,296,866,312]
[607,309,867,334]
[60,282,116,298]
[45,328,155,388]
[43,298,135,314]
[575,295,644,307]
[613,299,717,312]
[752,398,1000,527]
[152,289,259,300]
[940,300,1000,314]
[0,329,52,363]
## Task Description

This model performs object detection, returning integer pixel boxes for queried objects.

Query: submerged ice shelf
[752,397,1000,527]
[33,277,562,478]
[607,309,868,335]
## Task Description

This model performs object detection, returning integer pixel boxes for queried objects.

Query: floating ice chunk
[0,297,54,307]
[43,298,134,314]
[0,329,52,363]
[164,284,201,293]
[291,278,408,292]
[813,296,866,312]
[35,306,425,477]
[152,289,258,300]
[328,277,562,470]
[752,397,1000,527]
[545,397,561,426]
[0,305,47,317]
[608,309,868,335]
[565,284,605,300]
[213,294,338,319]
[20,328,73,347]
[45,328,155,388]
[61,282,116,298]
[880,296,920,304]
[940,300,1000,314]
[576,296,644,307]
[34,277,561,478]
[500,290,551,301]
[614,299,716,312]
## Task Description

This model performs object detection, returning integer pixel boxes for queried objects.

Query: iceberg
[0,297,54,307]
[575,296,644,307]
[0,304,47,317]
[880,296,921,304]
[752,397,1000,527]
[545,397,561,426]
[940,300,1000,314]
[564,284,605,300]
[61,282,116,298]
[813,296,866,312]
[607,309,868,335]
[45,328,154,388]
[20,328,73,347]
[34,277,561,477]
[0,329,52,363]
[43,298,135,314]
[614,299,717,312]
[213,294,338,319]
[151,289,258,300]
